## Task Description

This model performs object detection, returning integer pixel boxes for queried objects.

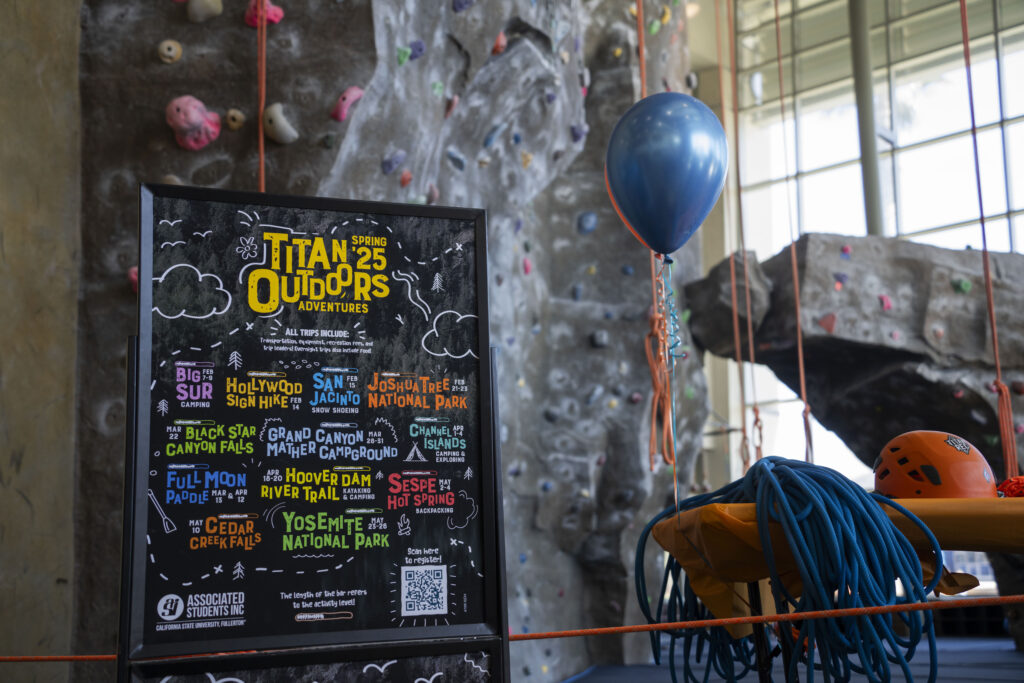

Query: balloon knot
[662,255,674,264]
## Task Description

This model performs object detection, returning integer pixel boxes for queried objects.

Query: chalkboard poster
[120,185,507,678]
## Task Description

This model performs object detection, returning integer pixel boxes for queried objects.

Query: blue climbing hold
[381,149,406,175]
[483,122,506,148]
[622,264,635,275]
[571,123,588,143]
[541,481,553,492]
[409,39,426,60]
[512,131,522,145]
[445,147,466,171]
[514,218,523,233]
[545,91,557,104]
[453,0,475,12]
[519,552,528,563]
[577,211,597,234]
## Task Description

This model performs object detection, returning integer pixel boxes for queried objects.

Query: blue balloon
[605,92,728,255]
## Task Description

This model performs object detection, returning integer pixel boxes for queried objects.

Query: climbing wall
[76,2,705,681]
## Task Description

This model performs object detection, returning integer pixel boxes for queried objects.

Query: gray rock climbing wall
[76,2,706,681]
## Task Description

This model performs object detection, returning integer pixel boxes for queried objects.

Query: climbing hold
[833,272,848,288]
[585,264,597,275]
[520,151,533,169]
[161,174,184,185]
[514,218,523,233]
[331,86,364,121]
[970,409,988,425]
[596,455,607,467]
[1017,423,1024,435]
[586,385,604,405]
[987,381,1000,394]
[816,312,837,334]
[445,94,459,118]
[429,82,444,98]
[523,240,531,253]
[492,31,507,56]
[628,5,637,17]
[542,665,550,675]
[932,326,945,339]
[409,39,426,61]
[397,45,412,65]
[648,19,661,35]
[608,398,619,409]
[483,123,505,148]
[426,183,440,205]
[512,132,522,145]
[519,552,528,563]
[685,72,699,90]
[477,156,491,168]
[399,169,412,187]
[224,108,245,130]
[613,46,623,58]
[545,91,557,104]
[952,277,973,294]
[1011,381,1024,395]
[559,49,570,64]
[840,244,852,258]
[570,123,588,143]
[629,391,643,404]
[577,211,597,234]
[453,0,475,12]
[604,311,614,320]
[187,0,223,24]
[516,376,525,386]
[507,463,521,476]
[891,330,902,341]
[983,434,999,447]
[523,257,532,275]
[445,148,465,171]
[320,133,337,149]
[165,95,220,151]
[589,330,610,348]
[557,588,565,597]
[953,389,965,399]
[622,265,635,275]
[244,0,284,27]
[878,294,892,311]
[157,39,182,64]
[571,283,583,300]
[381,149,407,175]
[680,308,692,323]
[684,386,696,400]
[580,489,591,498]
[543,408,559,423]
[660,4,672,24]
[262,102,299,144]
[129,266,139,293]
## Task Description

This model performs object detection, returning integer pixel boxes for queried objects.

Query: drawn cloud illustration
[446,490,478,530]
[153,264,233,319]
[421,310,478,359]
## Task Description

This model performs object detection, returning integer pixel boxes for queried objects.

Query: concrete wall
[0,2,81,681]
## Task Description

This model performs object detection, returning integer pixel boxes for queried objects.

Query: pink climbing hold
[400,169,412,188]
[953,389,965,399]
[165,95,221,151]
[331,86,364,121]
[245,0,284,27]
[445,94,459,119]
[890,330,901,341]
[1016,423,1024,435]
[129,266,139,293]
[523,257,532,275]
[816,312,837,334]
[878,294,892,311]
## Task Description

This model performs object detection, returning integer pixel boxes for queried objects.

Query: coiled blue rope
[634,457,944,682]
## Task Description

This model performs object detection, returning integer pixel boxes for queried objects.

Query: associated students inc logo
[157,593,185,621]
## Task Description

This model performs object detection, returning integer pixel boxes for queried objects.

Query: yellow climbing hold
[608,398,619,409]
[661,5,671,24]
[521,151,533,169]
[613,46,623,58]
[586,265,597,275]
[628,5,637,17]
[517,377,526,388]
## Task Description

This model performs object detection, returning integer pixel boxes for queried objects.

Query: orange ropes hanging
[771,0,814,463]
[957,0,1019,480]
[256,0,268,192]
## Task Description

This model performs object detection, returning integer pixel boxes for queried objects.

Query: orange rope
[957,0,1019,480]
[10,595,1023,659]
[508,593,1024,642]
[636,0,647,99]
[771,0,813,463]
[257,0,268,192]
[724,0,764,461]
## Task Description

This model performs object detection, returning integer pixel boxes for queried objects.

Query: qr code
[400,565,448,616]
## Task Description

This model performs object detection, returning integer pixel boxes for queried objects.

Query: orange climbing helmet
[873,430,997,499]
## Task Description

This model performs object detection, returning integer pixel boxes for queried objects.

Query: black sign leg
[117,336,140,683]
[747,581,773,683]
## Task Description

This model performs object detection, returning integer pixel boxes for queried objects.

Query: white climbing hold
[187,0,223,24]
[262,103,299,144]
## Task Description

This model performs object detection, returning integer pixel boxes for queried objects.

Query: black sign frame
[118,184,509,680]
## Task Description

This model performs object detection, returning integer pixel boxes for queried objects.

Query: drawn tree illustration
[431,273,444,292]
[228,350,243,370]
[157,399,169,416]
[232,561,245,581]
